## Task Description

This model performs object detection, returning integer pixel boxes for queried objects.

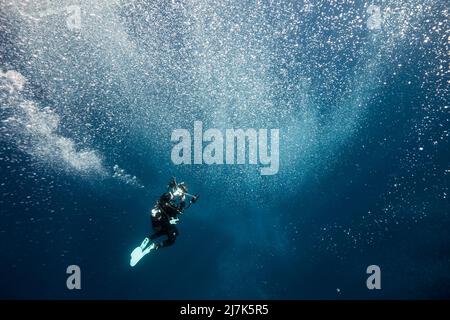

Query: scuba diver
[130,177,199,267]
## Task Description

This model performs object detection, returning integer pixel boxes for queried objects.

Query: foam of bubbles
[112,164,144,188]
[1,70,106,175]
[1,70,147,188]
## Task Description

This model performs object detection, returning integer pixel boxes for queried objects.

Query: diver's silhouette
[148,177,198,249]
[130,177,198,267]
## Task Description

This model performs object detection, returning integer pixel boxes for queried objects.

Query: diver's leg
[140,228,163,254]
[149,229,165,241]
[149,220,165,240]
[155,226,179,249]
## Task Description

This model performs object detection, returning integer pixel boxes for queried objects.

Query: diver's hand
[191,194,199,203]
[169,218,179,225]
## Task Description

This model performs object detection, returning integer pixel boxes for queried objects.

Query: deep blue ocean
[0,0,449,299]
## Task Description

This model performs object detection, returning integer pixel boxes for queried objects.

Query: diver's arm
[178,198,186,213]
[168,177,177,190]
[160,192,173,203]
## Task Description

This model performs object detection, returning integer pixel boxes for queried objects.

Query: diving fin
[130,238,155,267]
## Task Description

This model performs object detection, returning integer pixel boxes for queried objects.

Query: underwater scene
[0,0,449,299]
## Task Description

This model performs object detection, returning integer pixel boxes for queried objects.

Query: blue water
[0,0,449,299]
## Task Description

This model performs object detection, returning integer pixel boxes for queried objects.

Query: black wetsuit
[149,192,185,248]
